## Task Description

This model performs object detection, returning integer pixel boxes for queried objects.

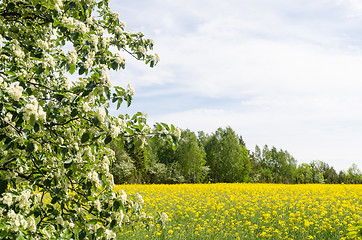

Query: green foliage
[0,0,175,238]
[204,127,251,183]
[175,129,208,183]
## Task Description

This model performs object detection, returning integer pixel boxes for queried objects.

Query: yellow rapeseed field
[115,183,362,240]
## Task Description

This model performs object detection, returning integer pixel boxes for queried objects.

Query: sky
[108,0,362,172]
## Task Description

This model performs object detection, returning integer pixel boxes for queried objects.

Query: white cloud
[110,0,362,171]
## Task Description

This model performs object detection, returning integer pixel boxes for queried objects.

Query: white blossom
[16,190,32,209]
[66,50,77,64]
[44,53,56,67]
[173,127,181,140]
[13,45,25,59]
[6,82,23,101]
[127,84,135,96]
[114,53,124,64]
[97,26,105,35]
[120,190,127,204]
[62,17,74,26]
[89,34,98,48]
[28,216,36,232]
[74,20,89,34]
[56,215,64,226]
[111,12,119,20]
[94,199,102,212]
[38,106,47,122]
[136,193,144,204]
[104,229,116,239]
[102,156,110,172]
[84,51,95,69]
[120,20,126,28]
[37,39,49,50]
[101,37,109,48]
[160,212,168,222]
[114,26,123,35]
[23,97,38,121]
[95,107,106,123]
[86,170,100,187]
[1,193,13,206]
[0,35,2,49]
[101,68,111,87]
[116,210,124,225]
[138,46,146,53]
[109,124,120,138]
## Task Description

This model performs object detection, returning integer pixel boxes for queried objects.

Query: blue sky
[108,0,362,172]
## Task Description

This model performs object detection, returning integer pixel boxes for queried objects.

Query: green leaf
[34,122,40,132]
[104,135,112,145]
[113,200,120,211]
[126,95,132,107]
[69,64,76,74]
[81,133,89,143]
[79,66,86,75]
[27,142,34,153]
[111,61,118,70]
[0,180,8,195]
[72,32,80,41]
[8,2,15,11]
[78,230,86,240]
[64,159,73,169]
[91,117,100,126]
[70,109,78,117]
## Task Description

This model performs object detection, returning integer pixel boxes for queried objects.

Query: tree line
[110,126,362,184]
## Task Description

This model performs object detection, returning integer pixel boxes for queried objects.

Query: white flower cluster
[37,39,49,50]
[74,19,89,34]
[95,107,106,123]
[114,117,126,128]
[114,26,123,35]
[81,101,91,112]
[114,53,124,65]
[44,53,56,67]
[101,67,111,87]
[23,97,46,122]
[84,51,95,69]
[89,34,98,50]
[66,50,77,64]
[138,46,146,53]
[101,156,110,172]
[101,37,109,48]
[11,41,25,59]
[94,199,102,212]
[16,190,32,209]
[109,124,120,138]
[173,127,182,140]
[115,209,124,225]
[54,0,63,12]
[6,82,23,101]
[0,35,3,49]
[136,193,144,204]
[127,84,135,96]
[86,170,100,187]
[1,192,13,206]
[119,20,126,28]
[111,12,119,20]
[104,229,116,239]
[6,210,32,232]
[120,190,127,204]
[160,212,168,222]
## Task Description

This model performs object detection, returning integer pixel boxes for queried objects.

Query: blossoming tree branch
[0,0,179,238]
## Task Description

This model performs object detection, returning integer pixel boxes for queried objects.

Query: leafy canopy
[0,0,179,239]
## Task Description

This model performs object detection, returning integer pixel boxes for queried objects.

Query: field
[114,183,362,240]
